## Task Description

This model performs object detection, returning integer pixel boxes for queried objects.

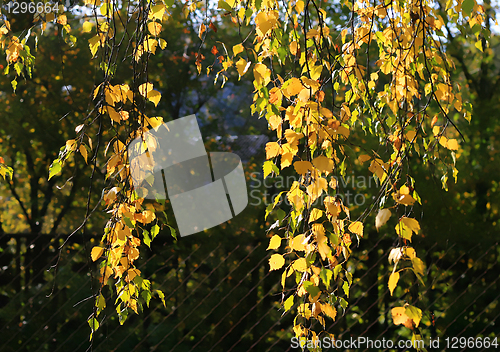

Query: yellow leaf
[412,257,425,276]
[127,268,141,282]
[281,153,293,169]
[294,160,313,175]
[388,271,399,295]
[232,43,244,56]
[312,155,333,174]
[405,305,422,327]
[269,253,285,271]
[147,90,161,106]
[321,303,337,320]
[158,38,167,50]
[255,10,278,37]
[284,77,303,96]
[391,307,413,328]
[287,182,305,211]
[313,223,330,260]
[265,142,281,159]
[358,154,371,163]
[148,4,165,21]
[235,58,250,77]
[447,138,459,150]
[79,145,88,164]
[91,246,104,262]
[284,295,294,311]
[375,209,391,229]
[267,235,282,250]
[254,63,271,87]
[138,82,153,97]
[401,217,420,234]
[290,234,306,251]
[290,41,298,55]
[292,258,308,272]
[308,208,323,223]
[57,14,68,25]
[295,0,305,13]
[88,35,100,57]
[348,221,363,236]
[405,247,416,259]
[145,116,164,129]
[100,2,113,17]
[82,21,93,33]
[198,23,206,39]
[144,38,158,54]
[107,107,122,123]
[148,22,162,36]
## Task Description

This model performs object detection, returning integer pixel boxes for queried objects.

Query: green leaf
[151,224,160,241]
[339,297,348,309]
[48,160,62,180]
[462,0,474,14]
[143,229,151,248]
[284,295,294,311]
[342,280,350,297]
[88,317,100,340]
[405,305,422,327]
[303,281,320,298]
[412,257,425,277]
[96,294,106,314]
[320,268,333,289]
[123,216,135,228]
[141,290,152,308]
[218,0,233,12]
[333,264,342,280]
[168,225,177,240]
[155,289,166,307]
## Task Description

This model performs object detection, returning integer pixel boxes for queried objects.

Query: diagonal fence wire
[1,232,499,352]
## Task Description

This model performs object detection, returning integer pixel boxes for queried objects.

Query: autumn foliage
[0,0,489,348]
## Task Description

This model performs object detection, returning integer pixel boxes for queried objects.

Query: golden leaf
[284,77,303,96]
[313,224,330,260]
[292,258,308,272]
[348,221,363,236]
[91,246,104,262]
[255,10,278,37]
[148,22,162,36]
[267,235,282,250]
[294,160,313,175]
[391,307,413,328]
[269,253,285,271]
[79,145,88,164]
[232,43,244,56]
[147,90,161,106]
[375,208,391,229]
[308,208,323,223]
[312,155,333,174]
[235,58,250,77]
[401,217,420,234]
[265,142,281,159]
[290,234,306,251]
[388,271,399,295]
[321,303,337,320]
[254,63,271,87]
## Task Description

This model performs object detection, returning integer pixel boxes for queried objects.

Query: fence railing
[0,230,498,351]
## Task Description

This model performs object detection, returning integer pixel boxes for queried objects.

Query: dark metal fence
[0,229,498,351]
